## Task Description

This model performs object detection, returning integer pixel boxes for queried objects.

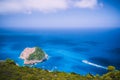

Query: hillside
[0,59,120,80]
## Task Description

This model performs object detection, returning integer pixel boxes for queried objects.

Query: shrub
[107,66,115,71]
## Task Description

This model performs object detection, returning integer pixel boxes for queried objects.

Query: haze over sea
[0,28,120,75]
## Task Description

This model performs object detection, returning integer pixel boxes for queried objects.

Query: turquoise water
[0,28,120,75]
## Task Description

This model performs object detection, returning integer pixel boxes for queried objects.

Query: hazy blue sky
[0,0,120,30]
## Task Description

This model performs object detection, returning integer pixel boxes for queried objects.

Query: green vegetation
[107,66,116,71]
[0,59,120,80]
[5,58,16,65]
[27,47,46,60]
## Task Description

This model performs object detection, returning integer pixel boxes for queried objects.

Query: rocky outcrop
[20,47,48,64]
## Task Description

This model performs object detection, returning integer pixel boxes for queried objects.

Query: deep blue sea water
[0,28,120,75]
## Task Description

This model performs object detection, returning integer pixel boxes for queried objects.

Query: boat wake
[82,60,107,69]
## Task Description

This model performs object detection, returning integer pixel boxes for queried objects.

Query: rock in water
[20,47,48,64]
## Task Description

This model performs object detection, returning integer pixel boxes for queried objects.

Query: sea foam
[82,60,107,69]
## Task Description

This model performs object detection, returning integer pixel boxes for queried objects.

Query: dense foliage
[0,59,120,80]
[107,66,116,71]
[27,47,45,60]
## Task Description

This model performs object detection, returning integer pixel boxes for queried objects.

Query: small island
[20,47,48,64]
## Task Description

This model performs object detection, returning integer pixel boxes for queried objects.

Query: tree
[86,73,93,79]
[107,66,115,71]
[5,58,16,65]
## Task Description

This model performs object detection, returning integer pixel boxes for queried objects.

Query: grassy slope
[0,59,120,80]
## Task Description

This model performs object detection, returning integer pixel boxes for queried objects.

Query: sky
[0,0,120,31]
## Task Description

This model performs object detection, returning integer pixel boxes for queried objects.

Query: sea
[0,28,120,75]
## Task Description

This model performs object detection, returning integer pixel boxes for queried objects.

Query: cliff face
[20,47,35,60]
[20,47,48,64]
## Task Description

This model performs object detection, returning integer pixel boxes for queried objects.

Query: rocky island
[20,47,48,64]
